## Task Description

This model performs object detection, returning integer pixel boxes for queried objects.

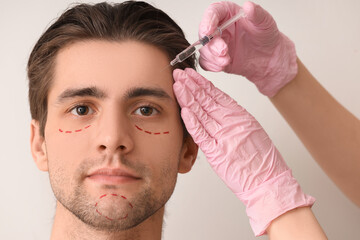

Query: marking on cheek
[58,125,91,134]
[135,125,143,131]
[134,125,170,135]
[95,193,133,221]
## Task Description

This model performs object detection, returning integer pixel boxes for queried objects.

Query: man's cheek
[58,124,92,134]
[132,121,171,136]
[46,124,93,160]
[133,123,182,165]
[132,114,183,140]
[133,122,182,146]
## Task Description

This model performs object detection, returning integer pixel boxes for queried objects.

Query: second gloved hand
[173,68,315,236]
[198,1,298,97]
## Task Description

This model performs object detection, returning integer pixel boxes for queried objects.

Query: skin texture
[267,207,327,240]
[271,58,360,207]
[30,40,198,240]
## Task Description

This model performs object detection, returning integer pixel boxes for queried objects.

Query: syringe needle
[170,8,245,66]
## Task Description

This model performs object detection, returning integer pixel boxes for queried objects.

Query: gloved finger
[243,1,276,31]
[204,37,229,57]
[180,107,218,155]
[174,69,228,125]
[184,68,239,110]
[199,54,225,72]
[198,2,225,37]
[199,46,230,72]
[174,82,221,138]
[173,72,222,137]
[199,1,240,37]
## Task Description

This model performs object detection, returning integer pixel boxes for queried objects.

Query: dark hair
[27,1,195,137]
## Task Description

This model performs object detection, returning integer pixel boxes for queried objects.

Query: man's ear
[30,119,48,172]
[178,135,199,174]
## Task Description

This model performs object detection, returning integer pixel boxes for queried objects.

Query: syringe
[170,8,245,66]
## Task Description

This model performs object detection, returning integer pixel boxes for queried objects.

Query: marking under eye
[59,125,91,134]
[134,125,170,135]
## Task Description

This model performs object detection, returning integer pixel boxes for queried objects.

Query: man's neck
[50,201,164,240]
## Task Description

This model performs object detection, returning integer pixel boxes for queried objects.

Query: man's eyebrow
[124,87,173,101]
[56,87,107,104]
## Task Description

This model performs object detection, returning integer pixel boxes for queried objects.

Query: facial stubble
[48,154,180,233]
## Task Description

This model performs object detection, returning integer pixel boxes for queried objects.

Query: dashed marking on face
[59,125,91,134]
[134,125,169,135]
[95,193,133,221]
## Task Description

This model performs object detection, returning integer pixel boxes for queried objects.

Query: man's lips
[87,168,141,185]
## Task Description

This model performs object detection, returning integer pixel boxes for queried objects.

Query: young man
[28,1,327,239]
[29,2,198,239]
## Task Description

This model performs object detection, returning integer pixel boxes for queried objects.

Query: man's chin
[93,192,134,220]
[60,182,162,232]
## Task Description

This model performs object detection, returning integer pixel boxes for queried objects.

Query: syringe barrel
[170,8,245,66]
[178,46,196,61]
[170,44,197,66]
[199,36,211,45]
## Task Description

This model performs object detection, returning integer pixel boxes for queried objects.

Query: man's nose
[94,108,134,154]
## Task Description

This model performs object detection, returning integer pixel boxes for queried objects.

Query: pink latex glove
[198,1,298,97]
[173,68,315,236]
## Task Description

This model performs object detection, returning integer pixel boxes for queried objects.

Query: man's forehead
[55,40,171,72]
[51,40,175,102]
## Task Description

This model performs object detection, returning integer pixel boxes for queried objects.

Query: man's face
[31,40,197,231]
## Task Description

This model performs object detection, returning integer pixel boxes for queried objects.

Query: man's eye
[70,105,94,116]
[134,106,159,116]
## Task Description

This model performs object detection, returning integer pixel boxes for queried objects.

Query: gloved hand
[173,68,315,236]
[198,1,297,97]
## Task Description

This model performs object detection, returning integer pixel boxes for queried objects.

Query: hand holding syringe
[172,1,329,238]
[170,8,245,66]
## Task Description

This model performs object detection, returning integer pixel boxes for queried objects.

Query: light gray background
[1,0,359,239]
